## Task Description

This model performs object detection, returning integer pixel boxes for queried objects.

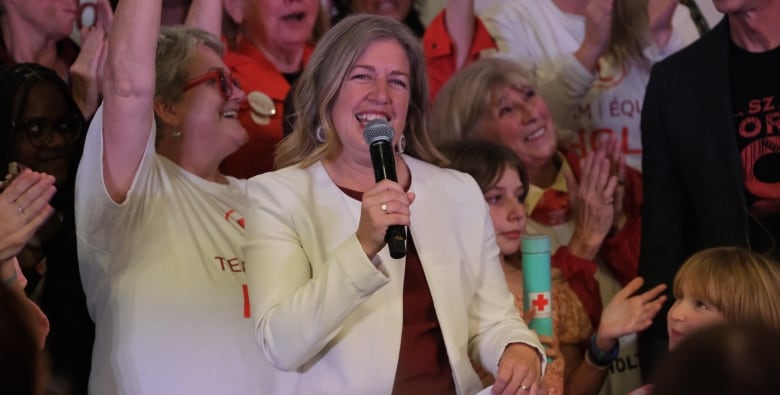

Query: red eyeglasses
[182,69,241,100]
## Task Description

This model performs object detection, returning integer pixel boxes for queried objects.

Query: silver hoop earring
[172,130,182,137]
[395,135,406,155]
[315,126,326,143]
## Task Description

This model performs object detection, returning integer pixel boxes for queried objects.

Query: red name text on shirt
[570,127,642,157]
[215,256,246,272]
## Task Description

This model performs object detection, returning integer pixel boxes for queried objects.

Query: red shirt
[221,40,314,178]
[423,12,497,102]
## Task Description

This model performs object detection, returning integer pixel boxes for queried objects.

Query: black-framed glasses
[11,114,83,148]
[183,69,241,100]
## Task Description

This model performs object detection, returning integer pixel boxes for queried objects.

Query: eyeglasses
[12,114,83,148]
[183,69,241,100]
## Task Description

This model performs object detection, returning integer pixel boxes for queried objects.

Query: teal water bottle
[522,234,553,361]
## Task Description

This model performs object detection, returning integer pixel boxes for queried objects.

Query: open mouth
[525,127,545,142]
[220,109,239,119]
[356,113,389,128]
[281,12,306,22]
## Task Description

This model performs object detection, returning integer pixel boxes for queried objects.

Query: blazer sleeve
[242,173,390,371]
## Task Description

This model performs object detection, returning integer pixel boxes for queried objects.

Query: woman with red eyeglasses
[185,0,326,178]
[74,0,270,393]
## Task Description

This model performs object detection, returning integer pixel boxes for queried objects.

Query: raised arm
[185,0,223,36]
[648,0,680,50]
[444,0,476,70]
[101,0,161,202]
[69,0,113,120]
[480,0,613,131]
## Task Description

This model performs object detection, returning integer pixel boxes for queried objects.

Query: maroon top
[391,236,455,395]
[339,186,455,395]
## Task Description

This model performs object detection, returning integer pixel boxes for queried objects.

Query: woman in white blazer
[243,14,545,395]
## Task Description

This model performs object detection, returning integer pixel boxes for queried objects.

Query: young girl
[630,246,780,395]
[441,140,666,395]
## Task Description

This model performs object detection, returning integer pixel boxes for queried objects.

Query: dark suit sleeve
[638,62,695,377]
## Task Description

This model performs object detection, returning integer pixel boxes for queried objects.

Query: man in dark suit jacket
[638,0,780,379]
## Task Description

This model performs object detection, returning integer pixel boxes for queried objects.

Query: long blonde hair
[607,0,651,68]
[275,14,445,169]
[673,247,780,331]
[428,57,534,146]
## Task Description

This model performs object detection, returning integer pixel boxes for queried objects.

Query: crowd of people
[1,0,778,394]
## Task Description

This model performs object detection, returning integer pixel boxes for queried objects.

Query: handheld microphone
[363,119,407,259]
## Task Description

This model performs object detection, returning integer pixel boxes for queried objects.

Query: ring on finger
[520,384,530,392]
[380,202,388,213]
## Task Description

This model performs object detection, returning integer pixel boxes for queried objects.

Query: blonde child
[667,246,780,348]
[630,246,780,395]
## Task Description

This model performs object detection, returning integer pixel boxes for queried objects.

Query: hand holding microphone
[356,119,409,259]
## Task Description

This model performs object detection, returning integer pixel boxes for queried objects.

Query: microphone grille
[363,119,394,145]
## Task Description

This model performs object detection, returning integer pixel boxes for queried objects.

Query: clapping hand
[564,140,618,260]
[603,135,627,231]
[0,169,56,263]
[71,0,113,119]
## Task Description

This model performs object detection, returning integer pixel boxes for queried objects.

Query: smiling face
[667,282,728,350]
[244,0,319,52]
[350,0,413,22]
[174,45,247,159]
[484,166,528,256]
[330,38,410,167]
[479,85,558,171]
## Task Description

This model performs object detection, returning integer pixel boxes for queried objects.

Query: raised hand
[70,0,113,119]
[648,0,680,48]
[0,169,56,263]
[356,179,415,258]
[595,277,667,349]
[603,135,627,231]
[576,0,615,72]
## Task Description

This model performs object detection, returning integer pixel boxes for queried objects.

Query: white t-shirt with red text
[481,0,699,171]
[75,107,269,394]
